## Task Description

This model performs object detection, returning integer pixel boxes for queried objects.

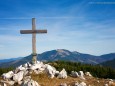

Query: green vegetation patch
[50,61,115,79]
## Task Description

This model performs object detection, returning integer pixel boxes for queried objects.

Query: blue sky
[0,0,115,59]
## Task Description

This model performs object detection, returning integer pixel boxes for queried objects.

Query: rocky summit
[0,60,115,86]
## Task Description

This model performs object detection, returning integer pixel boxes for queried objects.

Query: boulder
[2,71,14,80]
[45,64,58,78]
[78,71,85,80]
[30,64,38,70]
[55,71,59,76]
[17,65,26,71]
[23,70,29,76]
[0,80,15,86]
[57,68,67,79]
[78,71,84,76]
[13,71,24,82]
[23,63,29,68]
[85,72,92,77]
[30,61,45,71]
[71,71,79,77]
[109,79,113,81]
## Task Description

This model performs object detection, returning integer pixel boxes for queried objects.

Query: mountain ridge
[0,49,115,68]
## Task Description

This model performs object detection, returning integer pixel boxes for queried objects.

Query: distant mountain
[100,59,115,69]
[0,55,32,68]
[38,49,102,64]
[100,53,115,61]
[0,49,115,68]
[0,57,22,63]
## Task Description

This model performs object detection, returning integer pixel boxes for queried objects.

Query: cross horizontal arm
[20,30,47,34]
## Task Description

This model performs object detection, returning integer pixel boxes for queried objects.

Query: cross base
[32,53,37,64]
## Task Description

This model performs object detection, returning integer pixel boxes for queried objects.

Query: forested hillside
[50,61,115,79]
[0,61,115,79]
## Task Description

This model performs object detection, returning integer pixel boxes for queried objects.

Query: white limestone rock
[0,80,15,86]
[71,71,79,77]
[109,79,113,81]
[78,71,85,80]
[45,64,58,78]
[17,65,26,71]
[13,71,24,82]
[2,71,14,80]
[30,61,45,71]
[57,68,67,79]
[78,71,84,76]
[23,62,31,68]
[55,70,59,76]
[85,72,92,77]
[23,70,29,76]
[30,64,39,70]
[23,63,28,68]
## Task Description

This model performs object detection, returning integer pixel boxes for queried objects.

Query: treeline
[50,61,115,79]
[0,67,14,76]
[0,61,115,79]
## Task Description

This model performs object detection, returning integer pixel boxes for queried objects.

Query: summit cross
[20,18,47,64]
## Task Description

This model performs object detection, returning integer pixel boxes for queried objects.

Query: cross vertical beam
[32,18,37,64]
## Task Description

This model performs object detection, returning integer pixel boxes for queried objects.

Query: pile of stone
[0,61,67,86]
[2,60,112,86]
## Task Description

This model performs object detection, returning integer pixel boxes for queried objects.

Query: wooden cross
[20,18,47,64]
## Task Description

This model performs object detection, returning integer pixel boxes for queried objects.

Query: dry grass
[0,72,115,86]
[31,72,79,86]
[31,72,115,86]
[0,77,2,82]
